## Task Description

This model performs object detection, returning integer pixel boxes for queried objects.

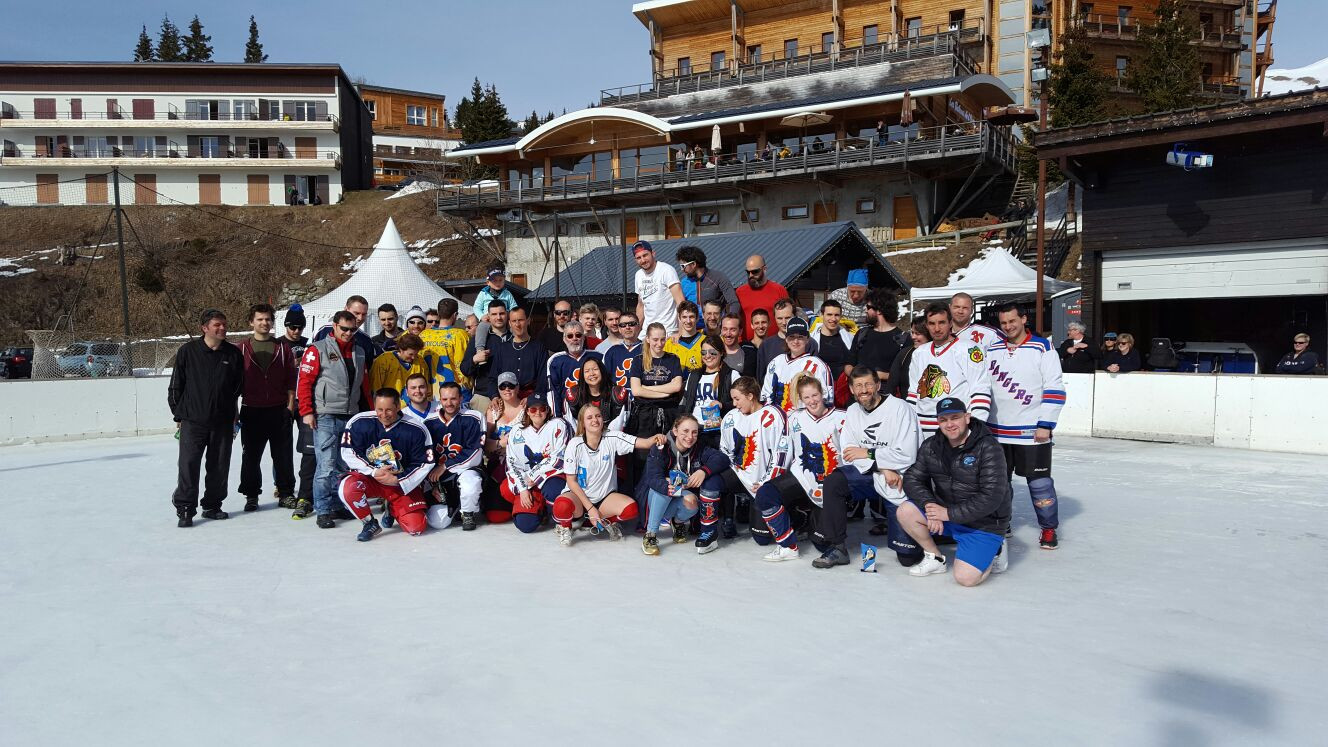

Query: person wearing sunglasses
[539,299,575,354]
[1275,333,1320,375]
[311,295,376,363]
[498,395,569,534]
[564,357,627,432]
[602,311,643,404]
[735,253,789,341]
[680,334,740,451]
[545,320,604,421]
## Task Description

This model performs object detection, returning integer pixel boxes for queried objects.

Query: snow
[1263,56,1328,96]
[385,180,442,199]
[2,433,1325,743]
[299,268,311,276]
[884,245,946,257]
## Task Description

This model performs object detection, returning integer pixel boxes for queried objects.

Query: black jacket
[724,342,759,378]
[888,344,918,400]
[1102,348,1141,373]
[168,337,245,425]
[903,420,1011,536]
[460,328,511,396]
[1057,338,1098,374]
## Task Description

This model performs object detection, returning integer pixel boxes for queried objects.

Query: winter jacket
[168,337,244,425]
[237,337,297,408]
[902,420,1011,536]
[690,267,741,315]
[1057,338,1098,374]
[460,327,511,397]
[297,335,370,417]
[473,286,518,314]
[1275,350,1320,375]
[640,432,729,500]
[1102,348,1141,373]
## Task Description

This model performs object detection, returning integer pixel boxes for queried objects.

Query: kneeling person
[640,414,729,556]
[500,398,570,533]
[339,389,435,541]
[423,382,486,531]
[556,404,663,546]
[897,397,1011,586]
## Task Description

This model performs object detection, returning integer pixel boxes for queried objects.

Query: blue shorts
[942,522,1004,573]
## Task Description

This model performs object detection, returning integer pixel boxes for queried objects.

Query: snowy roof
[294,218,472,335]
[909,245,1076,303]
[1262,57,1328,97]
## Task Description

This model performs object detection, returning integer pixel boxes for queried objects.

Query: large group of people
[168,247,1074,587]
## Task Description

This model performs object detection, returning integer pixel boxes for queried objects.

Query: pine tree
[155,15,183,62]
[1048,24,1111,128]
[244,16,268,63]
[1124,0,1202,113]
[523,110,541,132]
[454,79,515,178]
[133,26,155,62]
[544,111,556,124]
[182,16,214,62]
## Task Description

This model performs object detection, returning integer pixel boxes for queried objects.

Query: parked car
[56,342,129,377]
[0,346,33,378]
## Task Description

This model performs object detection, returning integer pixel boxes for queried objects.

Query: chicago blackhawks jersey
[761,352,834,413]
[841,395,922,505]
[907,337,993,432]
[954,322,1002,352]
[720,403,787,497]
[423,409,485,474]
[784,406,846,506]
[340,412,434,495]
[505,419,570,492]
[563,430,639,500]
[984,333,1066,445]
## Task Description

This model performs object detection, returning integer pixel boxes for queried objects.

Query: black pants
[296,418,316,500]
[173,420,235,513]
[625,402,677,496]
[239,405,295,499]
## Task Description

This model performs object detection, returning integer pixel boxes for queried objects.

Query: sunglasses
[619,321,639,327]
[565,333,583,339]
[746,269,764,276]
[701,349,721,357]
[1294,340,1308,345]
[286,324,304,330]
[554,309,573,316]
[498,383,518,390]
[336,326,356,333]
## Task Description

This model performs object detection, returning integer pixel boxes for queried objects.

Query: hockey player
[338,388,435,542]
[665,301,706,371]
[712,376,787,554]
[419,299,472,402]
[545,320,602,421]
[760,317,834,414]
[752,374,845,562]
[907,302,992,435]
[950,292,1002,353]
[499,397,569,534]
[368,333,434,405]
[555,405,662,547]
[563,357,627,432]
[986,302,1065,549]
[639,414,729,556]
[812,365,923,568]
[424,382,486,531]
[400,373,439,424]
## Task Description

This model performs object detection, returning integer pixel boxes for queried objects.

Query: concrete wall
[0,376,174,444]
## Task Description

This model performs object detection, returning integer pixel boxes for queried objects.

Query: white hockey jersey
[955,322,1003,352]
[841,395,922,506]
[720,403,787,497]
[505,419,570,492]
[401,400,440,426]
[907,337,993,432]
[761,352,834,413]
[784,406,846,506]
[984,333,1066,445]
[562,430,638,500]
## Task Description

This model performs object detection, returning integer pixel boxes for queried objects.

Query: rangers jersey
[842,395,922,505]
[423,409,485,474]
[720,403,787,497]
[984,333,1066,444]
[761,353,834,413]
[784,406,846,506]
[563,430,639,500]
[907,337,993,432]
[505,419,570,493]
[340,412,435,495]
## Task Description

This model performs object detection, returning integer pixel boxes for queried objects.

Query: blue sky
[1,1,1323,118]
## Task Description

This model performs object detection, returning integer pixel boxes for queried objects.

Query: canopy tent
[909,246,1077,304]
[294,218,472,336]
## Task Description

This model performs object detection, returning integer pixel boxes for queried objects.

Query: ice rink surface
[2,433,1326,746]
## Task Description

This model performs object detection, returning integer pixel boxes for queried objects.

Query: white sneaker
[991,541,1008,574]
[556,525,573,547]
[762,545,800,562]
[606,522,623,541]
[908,552,948,577]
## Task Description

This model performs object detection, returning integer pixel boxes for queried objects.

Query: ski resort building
[0,61,372,206]
[355,84,462,187]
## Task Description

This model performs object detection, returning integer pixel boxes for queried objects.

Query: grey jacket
[309,335,366,416]
[693,267,741,315]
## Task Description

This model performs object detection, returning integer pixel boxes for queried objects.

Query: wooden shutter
[624,218,639,245]
[198,174,221,205]
[294,137,316,159]
[85,174,108,204]
[315,176,330,205]
[813,202,837,224]
[315,101,328,121]
[70,99,82,119]
[247,174,270,205]
[56,135,69,157]
[134,174,157,205]
[187,135,200,158]
[36,174,58,204]
[106,98,119,119]
[258,99,270,119]
[34,137,49,157]
[132,99,154,120]
[33,98,56,119]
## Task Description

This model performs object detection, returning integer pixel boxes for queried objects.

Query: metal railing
[601,21,983,106]
[0,109,339,124]
[1,144,339,162]
[439,122,1014,210]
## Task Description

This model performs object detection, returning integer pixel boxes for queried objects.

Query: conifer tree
[133,26,155,62]
[1048,24,1111,127]
[182,16,214,62]
[155,15,183,62]
[1124,0,1202,113]
[244,16,268,63]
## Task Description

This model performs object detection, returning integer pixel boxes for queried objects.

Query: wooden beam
[1038,110,1328,159]
[832,0,843,60]
[648,14,663,81]
[731,0,743,72]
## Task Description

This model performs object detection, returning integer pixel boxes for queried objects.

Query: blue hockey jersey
[602,341,642,402]
[545,349,603,419]
[340,412,434,494]
[423,408,486,474]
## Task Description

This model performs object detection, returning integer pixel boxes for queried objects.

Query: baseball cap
[1103,332,1118,340]
[497,372,520,389]
[487,268,506,279]
[784,317,810,337]
[846,269,869,288]
[631,240,654,255]
[936,397,967,416]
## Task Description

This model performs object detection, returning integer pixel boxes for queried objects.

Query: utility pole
[111,168,135,371]
[1034,52,1049,335]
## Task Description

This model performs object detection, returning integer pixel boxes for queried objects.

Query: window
[677,57,691,76]
[696,212,719,226]
[293,101,318,121]
[782,204,810,220]
[430,108,439,127]
[365,100,376,120]
[863,25,878,46]
[86,136,115,157]
[1081,3,1093,19]
[232,100,257,120]
[711,51,726,71]
[784,39,799,59]
[856,198,877,214]
[906,17,922,38]
[584,222,605,234]
[747,44,762,63]
[949,10,965,30]
[1116,56,1129,79]
[822,32,835,52]
[741,208,759,223]
[200,136,221,158]
[407,105,426,126]
[1118,6,1132,23]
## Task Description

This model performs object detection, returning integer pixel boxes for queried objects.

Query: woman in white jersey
[554,404,664,546]
[703,376,786,554]
[761,317,833,414]
[679,334,740,451]
[498,397,569,534]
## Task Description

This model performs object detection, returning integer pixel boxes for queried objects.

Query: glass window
[1081,3,1093,18]
[365,100,376,120]
[1116,56,1129,78]
[638,145,668,172]
[200,136,220,158]
[784,39,799,59]
[294,101,318,121]
[592,151,613,180]
[949,10,965,30]
[822,32,835,51]
[407,105,426,126]
[747,44,762,63]
[696,212,719,226]
[677,57,691,76]
[906,17,922,38]
[232,100,257,120]
[856,198,877,214]
[741,208,759,223]
[782,205,809,220]
[711,51,725,71]
[863,25,878,46]
[1118,6,1132,23]
[430,108,439,127]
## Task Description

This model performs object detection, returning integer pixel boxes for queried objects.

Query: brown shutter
[198,174,221,205]
[56,135,69,157]
[624,218,639,245]
[294,137,316,159]
[134,174,157,205]
[36,174,59,204]
[132,99,154,120]
[315,101,328,121]
[33,98,56,119]
[106,99,120,119]
[70,99,82,119]
[85,174,109,204]
[315,175,329,205]
[247,174,270,205]
[812,202,837,224]
[34,137,49,157]
[664,215,683,239]
[187,136,200,158]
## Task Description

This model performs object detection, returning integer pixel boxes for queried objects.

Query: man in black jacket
[1056,321,1097,374]
[168,309,245,527]
[898,397,1011,586]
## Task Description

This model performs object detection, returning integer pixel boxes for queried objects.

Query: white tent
[294,218,473,336]
[910,246,1078,304]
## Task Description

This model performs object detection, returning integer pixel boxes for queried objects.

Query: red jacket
[238,337,297,408]
[296,336,371,417]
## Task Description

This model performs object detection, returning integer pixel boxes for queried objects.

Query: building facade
[355,84,461,186]
[0,62,372,206]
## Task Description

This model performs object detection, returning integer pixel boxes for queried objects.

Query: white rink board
[1092,372,1218,444]
[0,376,173,444]
[1057,373,1094,437]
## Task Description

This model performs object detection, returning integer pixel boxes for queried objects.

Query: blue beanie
[846,269,869,288]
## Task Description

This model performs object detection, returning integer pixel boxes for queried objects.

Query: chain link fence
[23,330,260,379]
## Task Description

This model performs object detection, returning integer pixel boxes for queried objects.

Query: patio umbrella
[986,105,1039,126]
[711,124,722,152]
[899,90,914,127]
[779,111,833,152]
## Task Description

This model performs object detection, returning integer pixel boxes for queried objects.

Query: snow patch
[1263,56,1328,96]
[885,245,946,257]
[300,268,311,276]
[385,180,442,199]
[341,255,365,271]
